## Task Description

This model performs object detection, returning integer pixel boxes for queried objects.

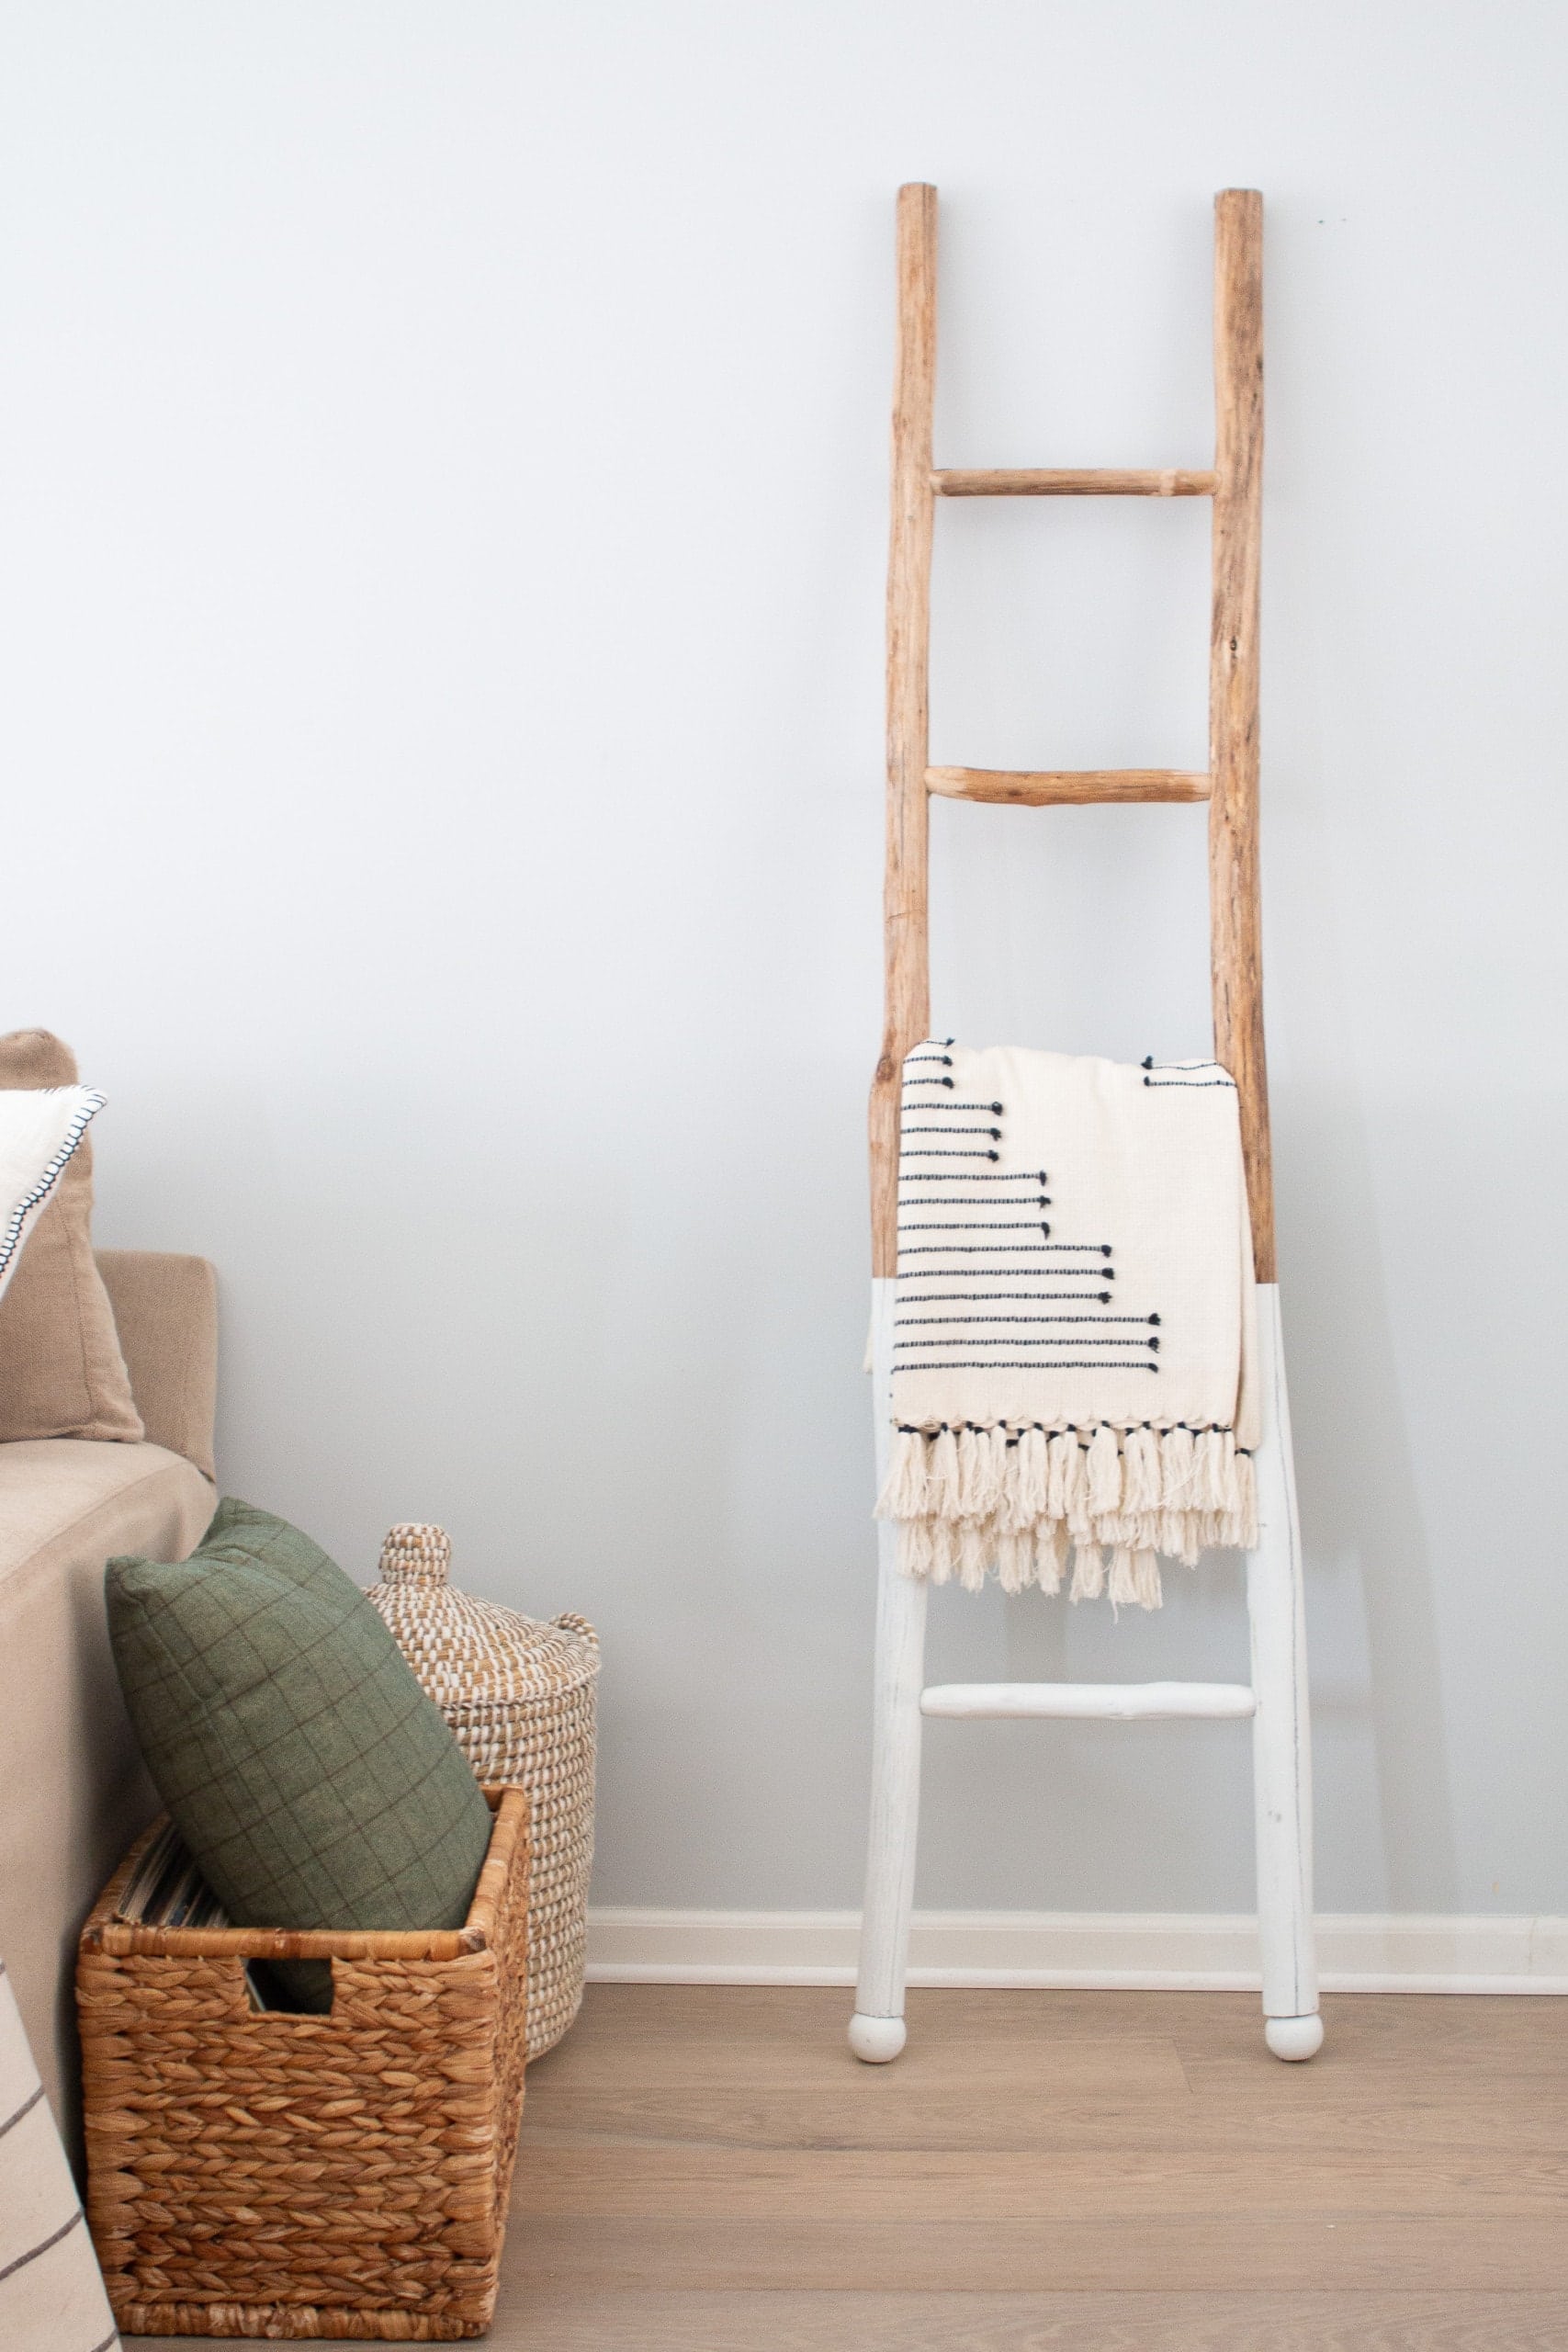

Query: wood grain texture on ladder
[933,466,1217,496]
[926,766,1211,805]
[1210,188,1273,1282]
[869,183,936,1279]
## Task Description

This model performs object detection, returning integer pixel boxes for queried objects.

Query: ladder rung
[927,766,1212,807]
[932,468,1216,498]
[921,1681,1258,1722]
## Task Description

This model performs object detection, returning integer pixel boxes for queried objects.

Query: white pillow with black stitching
[0,1087,103,1304]
[0,1959,119,2351]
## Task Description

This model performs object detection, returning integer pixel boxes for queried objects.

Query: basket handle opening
[244,1957,334,2016]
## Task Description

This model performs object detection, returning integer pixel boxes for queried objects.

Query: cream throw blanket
[876,1043,1258,1610]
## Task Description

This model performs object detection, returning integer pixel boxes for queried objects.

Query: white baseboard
[586,1908,1568,1995]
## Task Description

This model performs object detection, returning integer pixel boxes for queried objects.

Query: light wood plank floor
[142,1984,1568,2349]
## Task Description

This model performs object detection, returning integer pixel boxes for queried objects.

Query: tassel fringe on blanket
[877,1419,1256,1607]
[875,1042,1260,1610]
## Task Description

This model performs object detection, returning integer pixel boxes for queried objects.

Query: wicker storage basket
[78,1787,528,2342]
[367,1526,599,2061]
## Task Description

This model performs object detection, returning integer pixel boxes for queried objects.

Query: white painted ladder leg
[850,1277,927,2063]
[1248,1282,1323,2061]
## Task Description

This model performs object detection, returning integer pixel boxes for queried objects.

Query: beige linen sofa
[0,1250,217,2146]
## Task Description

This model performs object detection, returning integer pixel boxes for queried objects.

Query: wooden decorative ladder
[851,185,1321,2065]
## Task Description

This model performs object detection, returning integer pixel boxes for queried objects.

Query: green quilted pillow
[107,1498,494,2010]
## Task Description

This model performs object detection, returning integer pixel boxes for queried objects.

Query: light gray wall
[4,2,1564,1917]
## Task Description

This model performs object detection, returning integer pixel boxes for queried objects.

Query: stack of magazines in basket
[114,1818,229,1929]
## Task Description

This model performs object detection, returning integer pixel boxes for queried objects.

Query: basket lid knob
[378,1523,452,1585]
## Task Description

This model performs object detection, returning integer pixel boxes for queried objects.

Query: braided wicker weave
[367,1526,599,2060]
[78,1788,529,2341]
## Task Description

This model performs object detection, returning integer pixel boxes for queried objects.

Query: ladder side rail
[1247,1283,1321,2051]
[870,182,938,1278]
[851,1280,929,2063]
[1210,193,1322,2059]
[853,180,940,2067]
[1209,189,1273,1280]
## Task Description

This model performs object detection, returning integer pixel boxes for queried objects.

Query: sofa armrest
[95,1251,218,1483]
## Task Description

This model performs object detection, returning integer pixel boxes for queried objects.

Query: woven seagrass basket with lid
[367,1523,599,2059]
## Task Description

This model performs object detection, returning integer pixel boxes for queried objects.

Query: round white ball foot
[1265,2012,1325,2063]
[848,2011,907,2064]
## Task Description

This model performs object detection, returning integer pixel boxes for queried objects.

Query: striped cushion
[0,1959,118,2352]
[0,1084,103,1303]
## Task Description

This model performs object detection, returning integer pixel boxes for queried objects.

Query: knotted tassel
[1033,1518,1067,1595]
[926,1514,958,1584]
[995,1527,1032,1595]
[955,1426,983,1517]
[927,1425,961,1516]
[1133,1547,1163,1610]
[876,1427,930,1521]
[1196,1428,1231,1513]
[1158,1508,1203,1568]
[1087,1422,1123,1519]
[1066,1439,1095,1540]
[1112,1510,1159,1556]
[996,1436,1025,1533]
[1107,1544,1140,1610]
[1016,1425,1050,1524]
[1055,1430,1090,1525]
[900,1517,935,1579]
[957,1516,990,1593]
[1045,1429,1074,1520]
[1122,1423,1162,1515]
[1206,1432,1248,1544]
[1190,1427,1217,1511]
[976,1425,1009,1518]
[1158,1422,1198,1510]
[1070,1541,1106,1602]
